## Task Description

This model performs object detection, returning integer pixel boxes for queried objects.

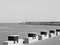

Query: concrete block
[23,37,29,44]
[28,32,37,39]
[40,31,49,40]
[8,35,19,44]
[3,35,24,45]
[3,39,23,45]
[23,36,38,44]
[3,41,14,45]
[38,35,42,40]
[49,30,56,38]
[17,39,23,45]
[56,29,60,36]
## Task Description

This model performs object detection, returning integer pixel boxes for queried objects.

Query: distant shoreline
[19,22,60,26]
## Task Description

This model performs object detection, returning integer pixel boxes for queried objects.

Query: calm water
[0,23,60,45]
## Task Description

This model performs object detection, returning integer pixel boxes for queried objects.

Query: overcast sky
[0,0,60,23]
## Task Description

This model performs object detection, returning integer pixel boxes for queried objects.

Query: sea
[0,23,60,45]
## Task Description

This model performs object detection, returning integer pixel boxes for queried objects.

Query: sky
[0,0,60,23]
